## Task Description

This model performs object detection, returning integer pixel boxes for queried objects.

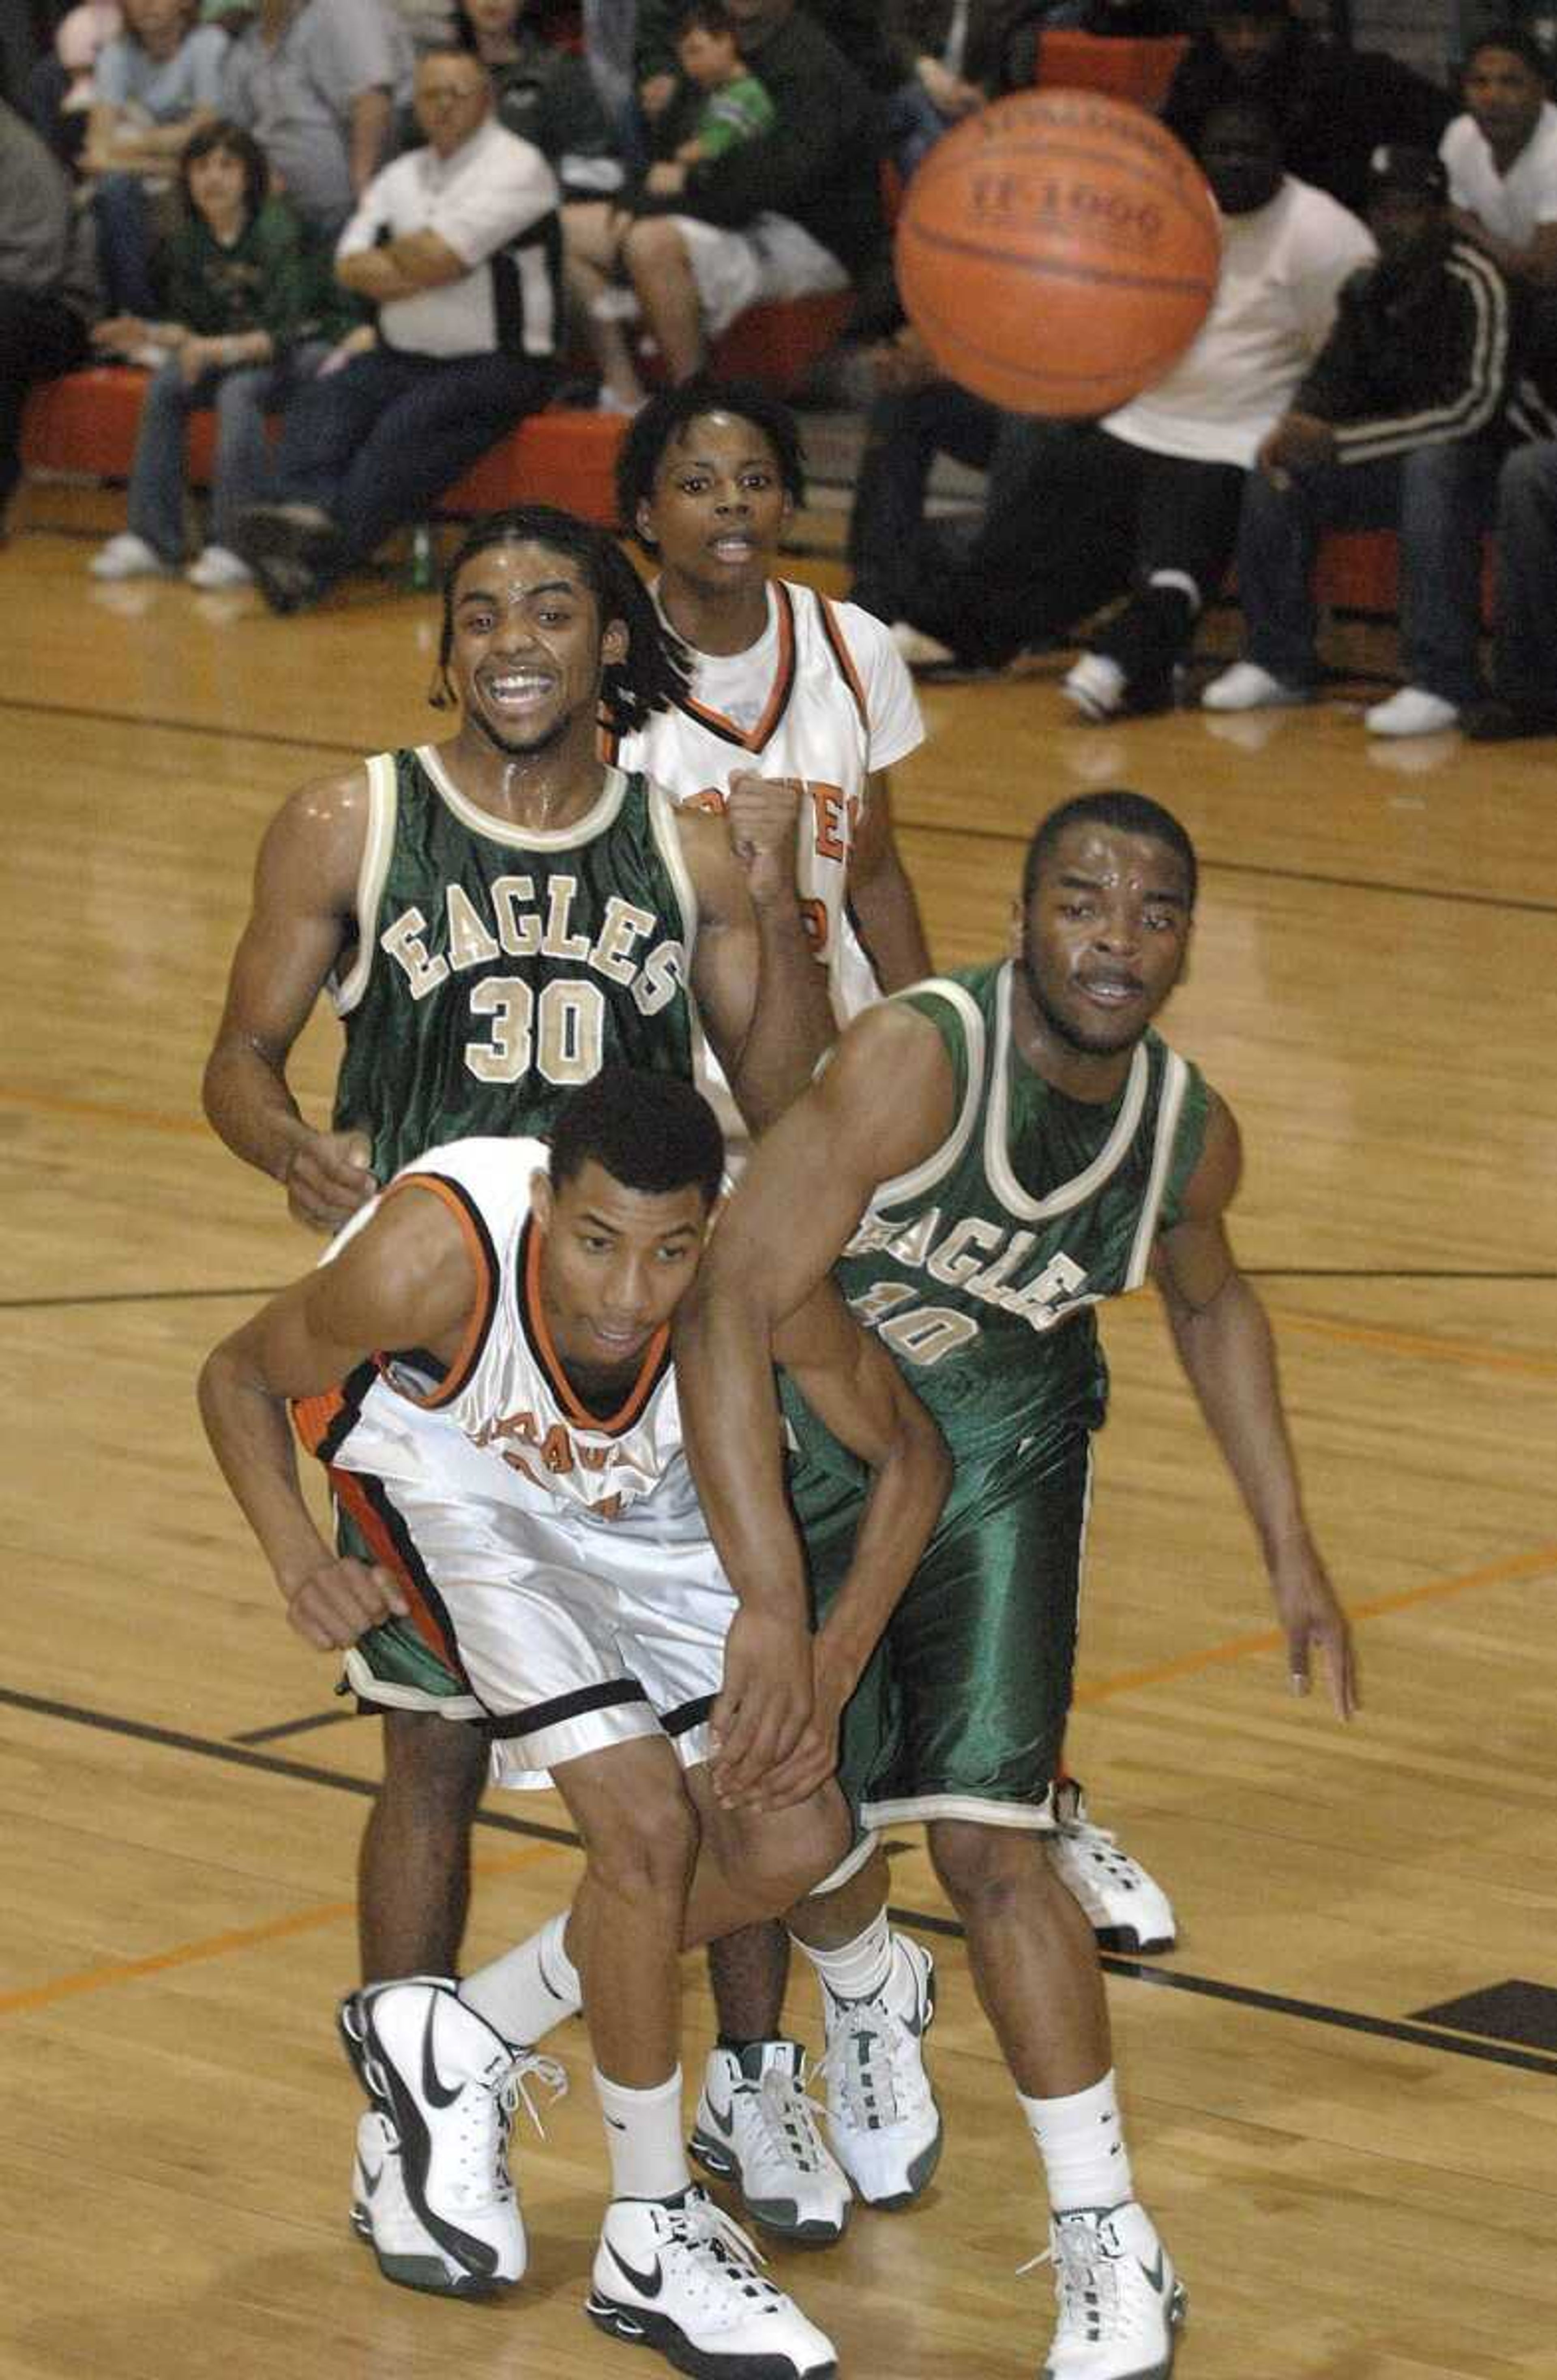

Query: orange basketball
[894,89,1220,417]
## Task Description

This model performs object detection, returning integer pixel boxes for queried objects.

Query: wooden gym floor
[1,501,1554,2380]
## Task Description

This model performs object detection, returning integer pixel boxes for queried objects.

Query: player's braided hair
[429,505,689,735]
[616,377,807,548]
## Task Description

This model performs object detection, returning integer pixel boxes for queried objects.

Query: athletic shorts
[801,1428,1093,1831]
[332,1486,733,1789]
[672,210,849,336]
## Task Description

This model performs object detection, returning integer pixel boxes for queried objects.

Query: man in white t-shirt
[1440,28,1557,289]
[234,45,561,611]
[1058,99,1373,718]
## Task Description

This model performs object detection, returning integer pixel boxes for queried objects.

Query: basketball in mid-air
[894,89,1220,417]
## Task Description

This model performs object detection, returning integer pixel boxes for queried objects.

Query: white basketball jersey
[294,1136,705,1545]
[615,579,900,1025]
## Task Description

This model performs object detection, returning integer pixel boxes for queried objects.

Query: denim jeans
[267,345,556,564]
[1233,440,1498,706]
[125,344,328,560]
[1493,439,1557,706]
[92,172,162,317]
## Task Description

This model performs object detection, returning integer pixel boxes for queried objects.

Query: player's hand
[1268,1537,1358,1720]
[709,1606,815,1804]
[284,1555,408,1650]
[725,772,804,910]
[284,1129,377,1231]
[716,1637,849,1811]
[639,71,677,119]
[1260,412,1334,482]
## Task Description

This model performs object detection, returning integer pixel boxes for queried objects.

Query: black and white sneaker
[691,2040,851,2243]
[1033,2200,1187,2380]
[1047,1782,1176,1956]
[348,1976,563,2294]
[588,2185,836,2377]
[819,1933,942,2208]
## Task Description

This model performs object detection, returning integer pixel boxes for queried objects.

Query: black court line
[230,1707,359,1745]
[6,692,1556,922]
[0,1286,283,1312]
[4,1681,1554,2080]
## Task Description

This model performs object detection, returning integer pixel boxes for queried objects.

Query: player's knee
[578,1770,700,1910]
[926,1816,1041,1921]
[720,1786,850,1914]
[624,216,680,274]
[379,1710,489,1818]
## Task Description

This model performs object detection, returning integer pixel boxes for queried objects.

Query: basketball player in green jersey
[202,504,836,1999]
[675,788,1358,2380]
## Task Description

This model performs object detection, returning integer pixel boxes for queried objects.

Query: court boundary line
[2,691,1553,919]
[2,1683,1553,2078]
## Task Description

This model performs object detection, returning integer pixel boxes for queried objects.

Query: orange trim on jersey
[523,1217,670,1435]
[293,1386,346,1459]
[375,1173,499,1412]
[677,581,798,751]
[817,592,871,735]
[330,1469,461,1672]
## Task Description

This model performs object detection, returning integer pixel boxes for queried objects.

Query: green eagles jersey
[330,749,700,1181]
[786,961,1210,1479]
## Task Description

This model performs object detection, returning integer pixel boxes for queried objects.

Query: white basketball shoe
[1035,2199,1186,2380]
[819,1932,943,2207]
[691,2039,851,2242]
[1048,1782,1177,1955]
[344,1976,563,2294]
[588,2185,836,2377]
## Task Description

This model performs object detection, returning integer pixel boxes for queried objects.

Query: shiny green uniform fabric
[785,961,1210,1826]
[331,752,698,1184]
[327,750,700,1701]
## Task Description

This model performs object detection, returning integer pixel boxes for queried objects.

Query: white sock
[594,2066,691,2202]
[794,1907,892,2003]
[1020,2070,1134,2214]
[459,1908,581,2047]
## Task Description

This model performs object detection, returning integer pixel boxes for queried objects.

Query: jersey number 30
[465,976,603,1085]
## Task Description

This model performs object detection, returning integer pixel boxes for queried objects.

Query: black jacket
[1295,236,1512,463]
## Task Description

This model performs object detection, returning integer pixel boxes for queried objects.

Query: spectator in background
[1203,146,1512,738]
[1441,26,1557,366]
[617,0,885,389]
[81,0,229,313]
[564,0,772,412]
[1464,413,1557,744]
[456,0,623,197]
[86,120,362,589]
[878,2,1007,180]
[992,0,1188,97]
[26,3,121,167]
[234,45,561,611]
[0,95,100,529]
[222,0,413,243]
[1162,0,1452,219]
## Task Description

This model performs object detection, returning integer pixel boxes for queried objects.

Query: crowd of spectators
[0,0,1553,731]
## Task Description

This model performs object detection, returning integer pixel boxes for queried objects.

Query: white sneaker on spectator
[691,2039,851,2243]
[90,532,172,581]
[1201,661,1310,713]
[1364,686,1459,737]
[1063,654,1127,721]
[888,620,957,670]
[1034,2199,1186,2380]
[186,543,253,589]
[1048,1780,1176,1955]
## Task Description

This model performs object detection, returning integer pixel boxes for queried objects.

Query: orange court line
[0,1840,568,2021]
[1074,1538,1557,1706]
[0,1083,208,1139]
[1263,1305,1557,1382]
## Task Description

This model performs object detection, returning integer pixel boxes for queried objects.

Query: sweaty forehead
[556,1162,708,1234]
[661,412,778,473]
[1042,825,1190,899]
[454,542,591,603]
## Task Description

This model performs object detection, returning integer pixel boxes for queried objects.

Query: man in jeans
[1203,144,1512,738]
[234,47,561,611]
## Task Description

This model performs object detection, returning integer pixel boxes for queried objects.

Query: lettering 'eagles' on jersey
[329,752,700,1183]
[292,1136,706,1544]
[785,963,1211,1475]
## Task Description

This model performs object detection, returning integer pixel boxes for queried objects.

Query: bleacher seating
[1032,30,1189,111]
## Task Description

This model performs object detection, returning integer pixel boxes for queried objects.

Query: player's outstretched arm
[847,769,933,994]
[678,1003,956,1799]
[197,1190,473,1651]
[1152,1091,1358,1719]
[202,768,379,1231]
[678,780,836,1132]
